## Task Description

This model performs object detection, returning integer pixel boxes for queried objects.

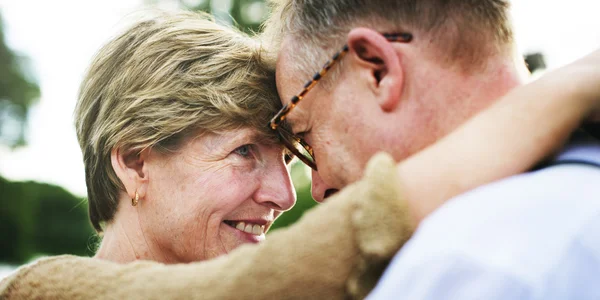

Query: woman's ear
[111,147,149,200]
[347,27,404,112]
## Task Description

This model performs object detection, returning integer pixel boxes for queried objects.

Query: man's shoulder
[371,133,600,299]
[399,164,600,278]
[422,162,600,232]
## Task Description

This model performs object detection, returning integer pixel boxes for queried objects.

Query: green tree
[145,0,269,34]
[0,13,40,148]
[0,176,95,264]
[525,52,546,73]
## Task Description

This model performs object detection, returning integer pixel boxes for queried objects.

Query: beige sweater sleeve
[0,153,413,300]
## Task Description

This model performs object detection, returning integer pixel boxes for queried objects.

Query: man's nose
[311,170,338,203]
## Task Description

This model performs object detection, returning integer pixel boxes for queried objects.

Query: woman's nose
[254,162,296,211]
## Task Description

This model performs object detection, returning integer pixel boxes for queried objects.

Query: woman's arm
[398,49,600,224]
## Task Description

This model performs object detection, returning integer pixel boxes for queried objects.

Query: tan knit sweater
[0,153,413,300]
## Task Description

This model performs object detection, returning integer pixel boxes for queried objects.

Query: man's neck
[388,52,527,164]
[427,54,527,135]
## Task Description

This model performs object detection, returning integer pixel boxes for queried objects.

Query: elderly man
[264,0,600,298]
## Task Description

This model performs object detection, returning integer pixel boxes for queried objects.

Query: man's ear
[347,27,404,112]
[111,147,149,201]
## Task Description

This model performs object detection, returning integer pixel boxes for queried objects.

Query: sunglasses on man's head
[269,32,414,171]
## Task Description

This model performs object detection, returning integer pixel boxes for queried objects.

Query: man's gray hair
[263,0,514,76]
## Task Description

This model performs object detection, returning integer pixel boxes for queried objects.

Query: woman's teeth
[233,221,265,236]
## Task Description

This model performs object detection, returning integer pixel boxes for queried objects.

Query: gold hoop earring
[131,192,139,206]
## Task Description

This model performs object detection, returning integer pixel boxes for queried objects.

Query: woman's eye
[234,144,253,158]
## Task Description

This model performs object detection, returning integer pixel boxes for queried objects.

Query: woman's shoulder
[0,254,168,299]
[0,255,87,299]
[2,254,81,280]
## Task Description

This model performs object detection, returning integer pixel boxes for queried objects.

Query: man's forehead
[275,44,304,105]
[275,38,315,128]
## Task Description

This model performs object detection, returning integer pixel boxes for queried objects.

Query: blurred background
[0,0,598,278]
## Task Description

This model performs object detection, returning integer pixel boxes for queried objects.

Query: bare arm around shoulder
[399,49,600,224]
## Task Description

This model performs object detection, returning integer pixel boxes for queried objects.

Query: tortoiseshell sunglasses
[269,32,414,171]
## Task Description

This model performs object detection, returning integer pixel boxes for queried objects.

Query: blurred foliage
[0,13,40,148]
[183,0,268,34]
[525,52,546,73]
[0,176,95,264]
[145,0,269,34]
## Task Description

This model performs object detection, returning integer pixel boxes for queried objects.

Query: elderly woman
[1,10,600,299]
[77,12,295,263]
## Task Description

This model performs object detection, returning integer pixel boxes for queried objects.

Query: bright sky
[0,0,599,197]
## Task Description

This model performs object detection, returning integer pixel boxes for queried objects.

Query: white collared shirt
[368,132,600,300]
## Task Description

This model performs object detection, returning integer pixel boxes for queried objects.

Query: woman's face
[139,128,296,262]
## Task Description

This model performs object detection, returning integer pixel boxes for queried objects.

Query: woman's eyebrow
[224,130,265,146]
[249,132,278,146]
[201,130,275,153]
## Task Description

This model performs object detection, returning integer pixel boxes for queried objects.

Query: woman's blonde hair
[75,10,280,232]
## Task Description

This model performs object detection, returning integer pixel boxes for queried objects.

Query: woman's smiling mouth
[223,220,266,235]
[222,218,275,240]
